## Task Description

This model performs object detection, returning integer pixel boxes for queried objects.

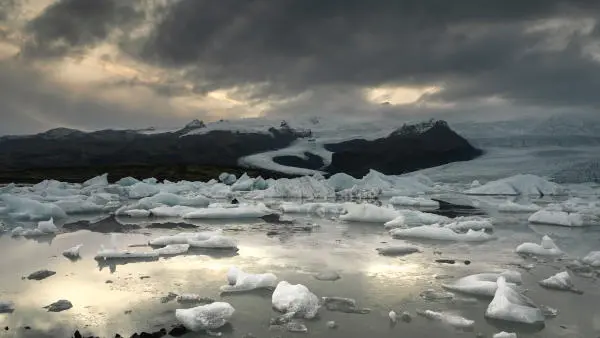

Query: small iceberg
[339,204,400,223]
[153,244,190,256]
[465,174,564,196]
[528,210,585,227]
[62,244,83,259]
[416,310,475,330]
[321,297,370,314]
[376,244,420,256]
[494,332,517,338]
[498,200,541,213]
[272,281,320,319]
[515,235,563,256]
[442,270,522,297]
[582,251,600,267]
[183,204,275,219]
[444,218,494,232]
[390,225,493,242]
[13,218,59,237]
[176,294,214,304]
[388,196,439,208]
[539,271,582,294]
[175,302,235,332]
[220,267,277,293]
[188,235,238,250]
[383,210,449,229]
[485,276,544,325]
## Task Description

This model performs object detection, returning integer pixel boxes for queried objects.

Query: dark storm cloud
[21,0,142,58]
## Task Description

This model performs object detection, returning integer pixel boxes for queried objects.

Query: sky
[0,0,599,135]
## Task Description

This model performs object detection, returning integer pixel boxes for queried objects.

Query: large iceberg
[175,302,235,332]
[465,174,564,196]
[485,277,544,325]
[272,281,320,319]
[220,267,277,292]
[515,235,563,256]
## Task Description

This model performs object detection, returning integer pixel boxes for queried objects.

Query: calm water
[1,204,600,338]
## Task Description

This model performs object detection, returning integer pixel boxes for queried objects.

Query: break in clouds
[1,0,600,134]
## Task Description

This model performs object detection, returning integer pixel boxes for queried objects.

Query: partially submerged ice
[390,225,493,242]
[339,203,400,223]
[153,244,190,256]
[515,235,563,256]
[582,251,600,267]
[528,210,586,227]
[220,267,278,293]
[62,244,83,259]
[183,204,275,219]
[388,196,439,208]
[442,270,522,297]
[485,277,544,325]
[376,244,420,256]
[498,200,541,213]
[465,174,564,196]
[417,310,475,330]
[493,332,517,338]
[272,281,320,319]
[149,231,237,250]
[175,302,235,332]
[538,271,580,293]
[383,210,449,229]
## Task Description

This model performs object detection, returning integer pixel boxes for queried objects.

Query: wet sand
[1,209,600,338]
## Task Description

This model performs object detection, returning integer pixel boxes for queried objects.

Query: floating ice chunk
[515,235,563,256]
[247,176,335,200]
[38,217,58,233]
[339,204,400,223]
[442,271,522,297]
[444,218,494,232]
[272,281,320,319]
[528,210,585,227]
[1,195,66,221]
[327,173,358,192]
[485,276,544,325]
[389,310,397,323]
[220,267,277,292]
[498,200,541,213]
[384,210,450,229]
[138,192,210,208]
[11,226,24,237]
[279,202,348,215]
[147,205,199,217]
[54,199,104,214]
[15,218,59,237]
[127,182,160,199]
[148,231,221,246]
[95,249,159,260]
[63,244,83,259]
[122,209,151,217]
[465,174,564,196]
[470,180,481,188]
[188,235,238,250]
[417,310,475,329]
[389,196,439,208]
[420,289,455,300]
[183,204,274,219]
[390,225,493,242]
[175,302,235,332]
[582,251,600,267]
[539,271,579,292]
[83,173,109,187]
[376,244,420,256]
[0,301,14,313]
[154,244,190,256]
[231,173,255,191]
[493,332,517,338]
[219,173,237,186]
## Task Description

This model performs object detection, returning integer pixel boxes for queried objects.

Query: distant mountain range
[0,118,481,183]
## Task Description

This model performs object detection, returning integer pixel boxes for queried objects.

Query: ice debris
[538,271,582,294]
[493,332,517,338]
[465,174,564,196]
[498,200,541,213]
[417,310,475,330]
[175,302,235,332]
[272,281,320,319]
[389,196,439,208]
[62,244,83,259]
[390,225,493,242]
[383,210,449,229]
[339,203,400,223]
[442,270,522,297]
[220,267,277,293]
[582,251,600,267]
[376,244,420,256]
[528,210,585,227]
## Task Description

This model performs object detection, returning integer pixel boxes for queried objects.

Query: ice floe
[383,210,450,229]
[485,276,544,325]
[390,225,493,242]
[220,267,278,293]
[465,174,564,196]
[175,302,235,332]
[528,210,585,227]
[153,244,190,256]
[582,251,600,267]
[376,244,420,256]
[339,204,400,223]
[442,270,522,297]
[498,200,541,213]
[12,218,59,237]
[538,271,581,293]
[443,217,494,232]
[183,204,274,219]
[389,196,439,208]
[515,235,563,256]
[272,281,320,319]
[493,332,517,338]
[279,202,348,215]
[417,310,475,330]
[0,195,66,221]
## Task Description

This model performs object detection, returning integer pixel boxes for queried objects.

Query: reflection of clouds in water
[364,263,423,279]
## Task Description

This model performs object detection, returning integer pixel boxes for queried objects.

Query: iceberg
[122,209,152,218]
[246,176,335,200]
[13,218,60,237]
[149,231,221,246]
[279,202,348,215]
[1,195,67,221]
[82,173,109,187]
[127,182,160,199]
[485,277,544,325]
[231,173,256,191]
[153,244,190,256]
[582,251,600,267]
[175,302,235,332]
[515,235,563,256]
[183,204,274,219]
[272,281,320,319]
[116,176,140,187]
[465,174,564,196]
[383,210,449,229]
[538,271,579,292]
[220,267,277,292]
[62,244,83,259]
[528,210,585,227]
[493,332,517,338]
[376,244,420,256]
[442,270,522,297]
[147,205,199,217]
[390,225,493,242]
[188,235,238,250]
[417,310,475,330]
[389,196,439,208]
[137,192,210,208]
[498,200,541,213]
[54,199,104,214]
[327,173,358,192]
[444,218,494,232]
[95,249,159,260]
[339,203,400,223]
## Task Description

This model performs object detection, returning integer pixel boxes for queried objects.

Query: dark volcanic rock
[27,269,56,280]
[44,299,73,312]
[325,120,482,177]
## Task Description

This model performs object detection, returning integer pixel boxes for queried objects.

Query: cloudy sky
[0,0,599,134]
